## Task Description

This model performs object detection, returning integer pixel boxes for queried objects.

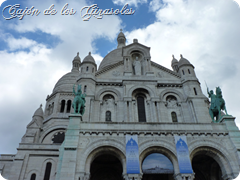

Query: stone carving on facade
[133,56,142,75]
[165,95,180,108]
[79,138,90,148]
[158,72,164,77]
[112,70,120,76]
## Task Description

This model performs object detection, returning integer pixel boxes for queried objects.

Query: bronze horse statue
[207,87,228,122]
[72,84,86,115]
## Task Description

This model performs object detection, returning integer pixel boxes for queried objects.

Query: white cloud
[126,0,240,125]
[0,0,123,154]
[112,0,147,7]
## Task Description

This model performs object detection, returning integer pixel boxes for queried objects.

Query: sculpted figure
[72,84,86,115]
[207,86,228,122]
[133,56,141,75]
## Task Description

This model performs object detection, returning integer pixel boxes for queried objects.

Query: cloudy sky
[0,0,240,155]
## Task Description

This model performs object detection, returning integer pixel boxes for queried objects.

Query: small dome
[178,54,191,67]
[117,29,126,48]
[83,52,96,64]
[171,55,178,65]
[52,71,78,93]
[33,104,44,117]
[118,31,125,39]
[73,52,81,62]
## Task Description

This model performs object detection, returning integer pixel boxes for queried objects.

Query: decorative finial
[120,29,122,32]
[40,104,42,108]
[180,54,183,58]
[89,52,91,55]
[77,52,79,56]
[172,55,175,58]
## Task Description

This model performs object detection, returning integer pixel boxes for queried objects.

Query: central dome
[98,48,123,71]
[52,71,78,93]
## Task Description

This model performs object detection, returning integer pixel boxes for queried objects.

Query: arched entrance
[142,153,174,180]
[90,154,123,180]
[192,154,223,180]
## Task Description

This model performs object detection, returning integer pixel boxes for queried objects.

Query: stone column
[156,102,161,122]
[124,101,128,122]
[188,100,197,122]
[129,101,133,122]
[151,101,157,122]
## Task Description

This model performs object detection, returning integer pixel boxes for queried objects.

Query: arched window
[92,68,94,73]
[60,100,65,113]
[106,111,111,121]
[194,88,197,95]
[188,69,191,74]
[171,112,178,122]
[81,67,83,72]
[51,102,54,114]
[86,66,89,71]
[84,85,87,93]
[30,173,36,180]
[48,104,51,115]
[43,162,52,180]
[66,100,71,113]
[137,95,146,122]
[182,70,185,75]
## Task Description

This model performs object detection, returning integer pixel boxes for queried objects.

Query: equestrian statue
[72,84,86,115]
[207,86,228,123]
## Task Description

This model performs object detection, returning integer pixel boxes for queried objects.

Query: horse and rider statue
[207,86,228,123]
[72,84,86,115]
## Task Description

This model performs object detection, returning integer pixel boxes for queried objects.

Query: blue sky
[0,0,240,155]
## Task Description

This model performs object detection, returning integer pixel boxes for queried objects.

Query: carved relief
[112,71,120,76]
[79,138,90,148]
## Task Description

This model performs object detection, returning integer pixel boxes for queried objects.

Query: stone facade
[1,31,240,180]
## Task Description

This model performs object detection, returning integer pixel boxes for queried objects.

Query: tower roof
[73,52,81,62]
[33,104,44,118]
[178,54,191,67]
[171,55,178,65]
[83,52,96,64]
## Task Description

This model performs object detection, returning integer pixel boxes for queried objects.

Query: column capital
[174,173,195,180]
[123,173,143,180]
[222,173,233,180]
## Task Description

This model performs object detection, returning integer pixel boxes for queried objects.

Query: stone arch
[125,46,150,57]
[26,169,39,180]
[39,126,67,143]
[160,89,184,101]
[139,140,179,174]
[189,139,239,178]
[40,158,56,180]
[128,86,155,98]
[79,138,126,174]
[95,88,121,101]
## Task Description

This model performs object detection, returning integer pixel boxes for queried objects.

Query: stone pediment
[122,41,151,57]
[27,119,41,128]
[95,61,124,78]
[151,61,181,79]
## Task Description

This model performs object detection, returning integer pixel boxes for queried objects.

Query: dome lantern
[117,29,126,48]
[72,52,81,72]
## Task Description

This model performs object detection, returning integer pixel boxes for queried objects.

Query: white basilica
[0,31,240,180]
